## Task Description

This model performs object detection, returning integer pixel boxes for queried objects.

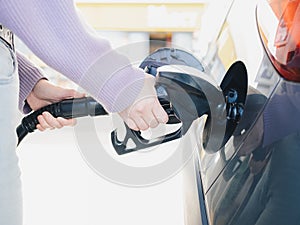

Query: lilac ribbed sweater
[17,52,45,113]
[0,0,144,112]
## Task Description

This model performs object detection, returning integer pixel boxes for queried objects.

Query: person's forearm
[17,51,45,114]
[0,0,144,112]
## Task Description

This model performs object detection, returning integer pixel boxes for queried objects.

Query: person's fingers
[126,101,151,130]
[58,88,85,99]
[125,118,139,131]
[119,98,168,131]
[124,115,149,131]
[42,112,63,129]
[73,91,86,98]
[36,124,46,132]
[133,117,149,131]
[37,114,52,130]
[152,99,168,123]
[140,105,159,128]
[36,114,76,132]
[137,94,168,126]
[148,115,159,128]
[132,100,159,129]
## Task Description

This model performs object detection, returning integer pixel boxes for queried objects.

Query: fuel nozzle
[112,62,247,155]
[151,61,248,154]
[112,49,248,155]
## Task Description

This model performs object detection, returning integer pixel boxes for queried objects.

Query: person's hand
[26,79,85,131]
[118,74,168,131]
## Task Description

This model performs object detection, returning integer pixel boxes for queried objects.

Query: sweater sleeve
[17,51,45,114]
[0,0,144,112]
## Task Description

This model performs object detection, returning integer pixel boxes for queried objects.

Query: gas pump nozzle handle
[16,95,179,146]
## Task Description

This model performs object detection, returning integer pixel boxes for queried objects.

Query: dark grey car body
[184,0,300,224]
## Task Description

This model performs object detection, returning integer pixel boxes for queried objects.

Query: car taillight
[257,0,300,82]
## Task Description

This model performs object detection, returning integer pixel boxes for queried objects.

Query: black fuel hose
[16,97,108,145]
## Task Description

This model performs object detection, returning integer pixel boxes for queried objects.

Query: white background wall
[18,121,186,225]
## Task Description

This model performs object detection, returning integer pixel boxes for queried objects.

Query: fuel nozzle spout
[156,65,224,132]
[155,61,248,154]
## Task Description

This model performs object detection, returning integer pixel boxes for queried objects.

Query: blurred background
[16,0,208,88]
[16,0,260,224]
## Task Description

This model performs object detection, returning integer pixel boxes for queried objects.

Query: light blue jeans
[0,38,22,225]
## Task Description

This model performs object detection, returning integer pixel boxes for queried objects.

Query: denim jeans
[0,38,22,225]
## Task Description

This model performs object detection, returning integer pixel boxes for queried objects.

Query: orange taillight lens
[257,0,300,82]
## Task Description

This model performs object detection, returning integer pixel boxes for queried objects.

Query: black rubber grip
[17,97,108,145]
